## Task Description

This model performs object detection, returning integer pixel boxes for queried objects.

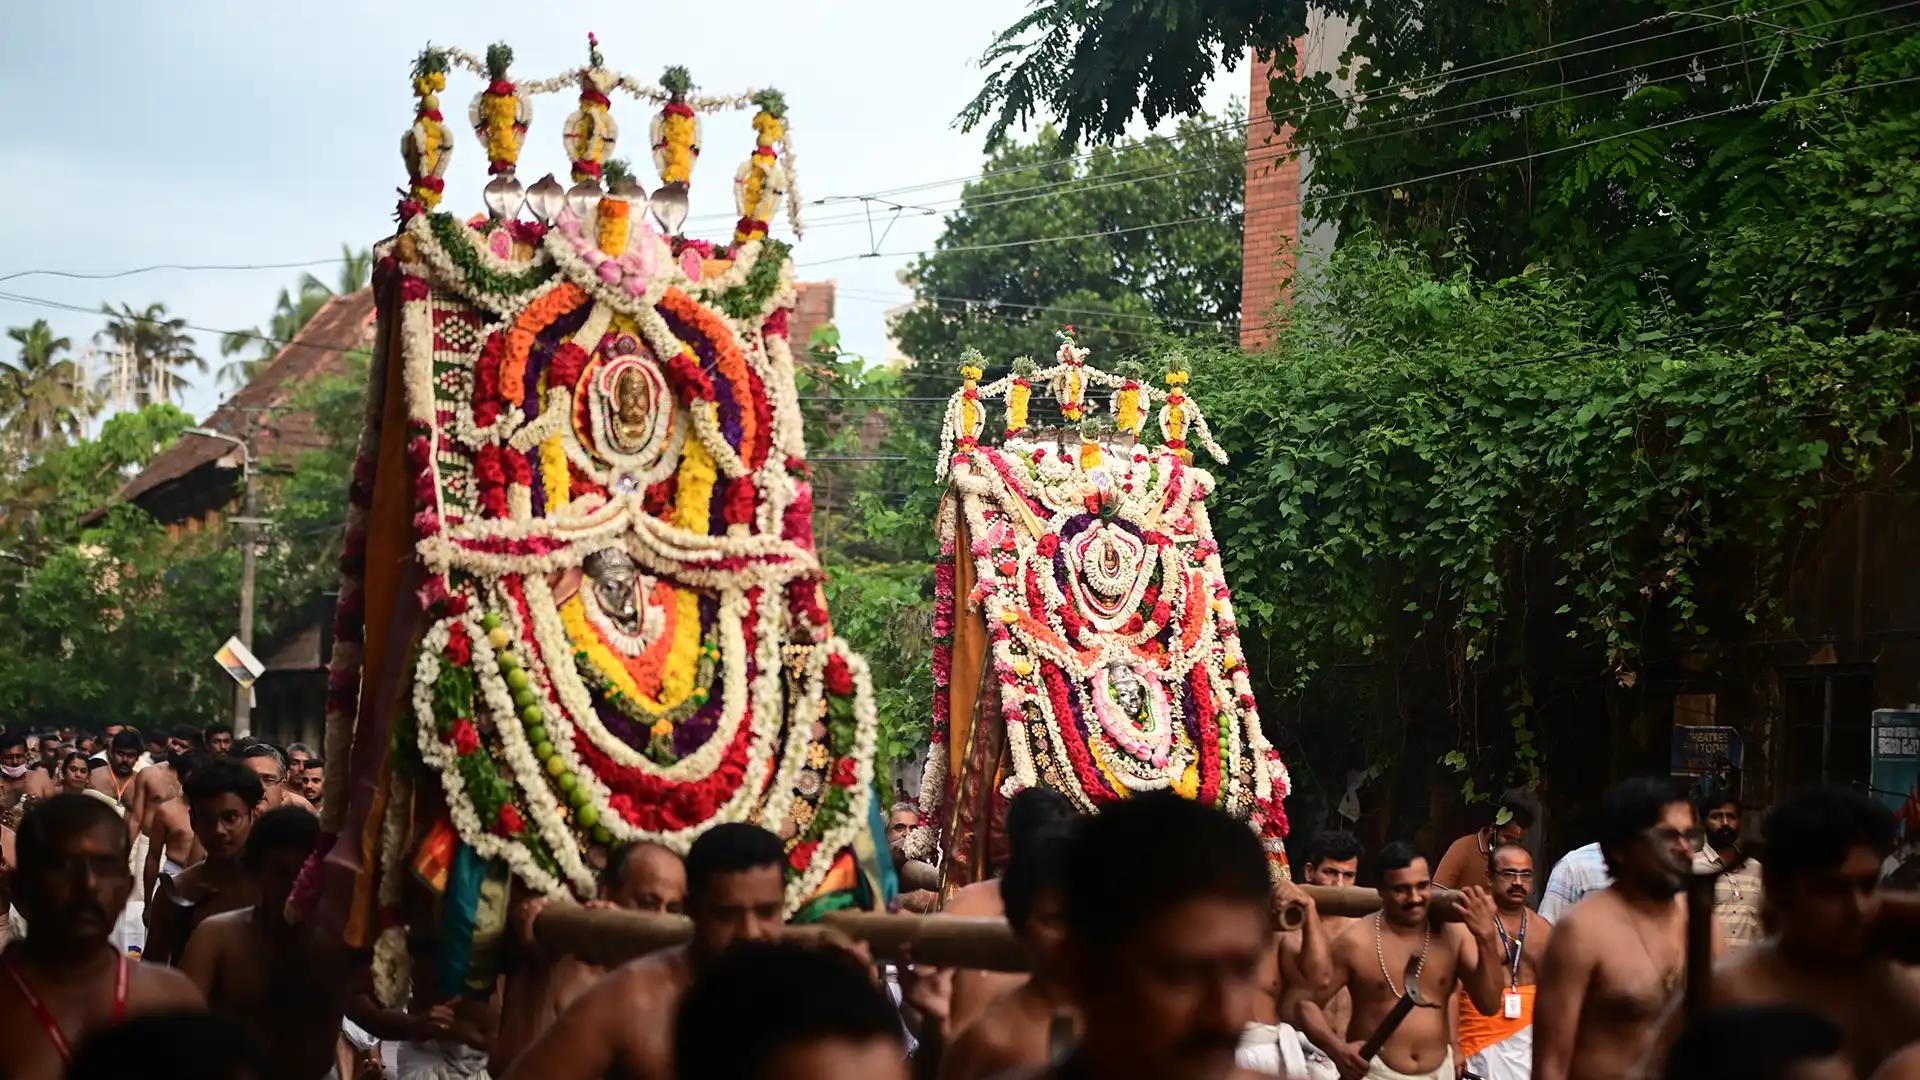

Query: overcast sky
[0,1,1242,424]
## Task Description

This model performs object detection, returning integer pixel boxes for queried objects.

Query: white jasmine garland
[371,768,413,1008]
[779,639,880,912]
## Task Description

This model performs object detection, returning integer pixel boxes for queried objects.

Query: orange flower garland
[503,283,588,407]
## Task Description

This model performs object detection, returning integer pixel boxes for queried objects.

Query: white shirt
[1539,842,1611,921]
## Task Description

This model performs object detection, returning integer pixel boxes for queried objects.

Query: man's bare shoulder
[132,960,207,1009]
[592,949,691,1009]
[945,879,1003,917]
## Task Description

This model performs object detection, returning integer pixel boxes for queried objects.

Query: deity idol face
[583,547,641,633]
[1106,662,1145,720]
[610,365,656,454]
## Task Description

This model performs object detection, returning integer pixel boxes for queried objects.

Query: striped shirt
[1539,842,1611,921]
[1694,847,1765,948]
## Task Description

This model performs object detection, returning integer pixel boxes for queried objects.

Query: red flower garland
[824,654,854,697]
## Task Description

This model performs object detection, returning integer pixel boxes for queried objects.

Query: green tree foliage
[890,116,1243,373]
[1194,235,1918,802]
[3,320,90,454]
[94,302,205,408]
[964,1,1920,326]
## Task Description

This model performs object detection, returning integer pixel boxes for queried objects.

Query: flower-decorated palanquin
[301,38,883,1003]
[905,335,1289,887]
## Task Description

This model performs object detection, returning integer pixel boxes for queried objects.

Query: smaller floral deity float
[903,333,1290,887]
[296,36,886,1005]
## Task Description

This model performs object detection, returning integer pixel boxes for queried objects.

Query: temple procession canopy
[907,333,1290,887]
[299,37,884,1006]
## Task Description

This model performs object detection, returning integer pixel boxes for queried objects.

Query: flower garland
[469,42,531,176]
[732,90,789,246]
[401,49,453,217]
[370,767,413,1007]
[562,34,618,183]
[420,213,558,306]
[651,66,701,187]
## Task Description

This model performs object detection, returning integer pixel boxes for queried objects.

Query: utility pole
[234,410,259,736]
[187,418,266,736]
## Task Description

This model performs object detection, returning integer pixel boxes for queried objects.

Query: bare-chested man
[0,794,204,1080]
[1532,776,1707,1080]
[940,820,1078,1079]
[240,744,315,814]
[1453,843,1553,1080]
[181,805,356,1078]
[947,786,1077,1034]
[124,742,185,845]
[1276,830,1367,1076]
[142,753,209,901]
[1434,790,1536,897]
[1648,785,1920,1077]
[1297,842,1506,1080]
[145,757,264,966]
[87,731,143,807]
[503,822,787,1080]
[2,730,58,814]
[1237,873,1334,1074]
[204,721,235,757]
[491,841,689,1075]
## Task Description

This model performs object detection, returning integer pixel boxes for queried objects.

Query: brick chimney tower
[1239,49,1302,351]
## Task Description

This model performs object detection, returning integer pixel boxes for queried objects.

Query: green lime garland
[714,240,791,320]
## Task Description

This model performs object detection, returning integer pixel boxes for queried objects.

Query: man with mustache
[0,794,204,1080]
[87,731,144,807]
[1648,786,1920,1077]
[503,823,789,1080]
[1532,777,1711,1080]
[1453,843,1554,1080]
[1691,786,1763,951]
[1297,842,1506,1080]
[1041,791,1300,1080]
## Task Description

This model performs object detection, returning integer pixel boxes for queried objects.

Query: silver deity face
[583,547,640,631]
[1106,661,1146,719]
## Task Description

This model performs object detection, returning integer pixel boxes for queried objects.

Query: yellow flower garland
[1006,381,1030,433]
[596,198,631,258]
[1115,387,1141,435]
[659,112,697,185]
[540,434,570,510]
[482,92,522,165]
[560,592,704,714]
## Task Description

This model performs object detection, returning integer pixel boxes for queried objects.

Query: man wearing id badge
[1455,843,1554,1080]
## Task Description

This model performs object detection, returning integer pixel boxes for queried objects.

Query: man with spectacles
[1454,843,1555,1079]
[237,745,314,814]
[1532,777,1717,1080]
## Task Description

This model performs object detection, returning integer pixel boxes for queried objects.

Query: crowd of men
[1,716,1917,1080]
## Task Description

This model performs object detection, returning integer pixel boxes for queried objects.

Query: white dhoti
[1465,1025,1532,1080]
[396,1039,491,1080]
[1364,1049,1454,1080]
[1237,1022,1339,1080]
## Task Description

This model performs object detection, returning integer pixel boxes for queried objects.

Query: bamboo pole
[531,885,1466,973]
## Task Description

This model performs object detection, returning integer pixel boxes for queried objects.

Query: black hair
[109,729,144,754]
[1760,785,1897,885]
[243,805,319,872]
[69,1010,270,1080]
[674,941,903,1079]
[1663,1005,1842,1080]
[1376,840,1426,878]
[1498,788,1539,830]
[304,755,325,770]
[601,840,679,893]
[1596,776,1686,877]
[684,822,783,897]
[1063,790,1268,948]
[16,793,130,879]
[0,729,26,752]
[1004,786,1076,857]
[171,725,202,743]
[60,750,91,776]
[185,756,265,810]
[1003,820,1075,935]
[172,752,213,783]
[1303,828,1363,868]
[204,721,234,741]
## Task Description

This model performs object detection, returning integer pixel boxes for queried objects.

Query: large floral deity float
[297,37,887,1004]
[903,333,1290,888]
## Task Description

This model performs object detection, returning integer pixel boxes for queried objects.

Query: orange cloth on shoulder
[1457,984,1534,1060]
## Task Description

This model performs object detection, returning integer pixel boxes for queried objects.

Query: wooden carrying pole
[532,885,1465,973]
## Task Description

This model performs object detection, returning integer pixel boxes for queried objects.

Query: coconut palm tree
[3,320,91,453]
[93,303,205,410]
[217,244,373,392]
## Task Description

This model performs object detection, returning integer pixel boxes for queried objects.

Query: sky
[0,1,1243,425]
